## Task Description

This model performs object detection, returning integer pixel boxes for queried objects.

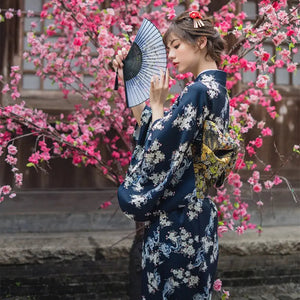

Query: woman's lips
[173,62,179,67]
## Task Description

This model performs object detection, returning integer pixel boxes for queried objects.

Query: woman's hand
[150,69,169,123]
[112,47,127,81]
[113,48,145,126]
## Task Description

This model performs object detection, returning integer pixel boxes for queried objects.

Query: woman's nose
[168,50,175,60]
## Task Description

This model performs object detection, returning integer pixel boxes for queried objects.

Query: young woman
[113,11,230,300]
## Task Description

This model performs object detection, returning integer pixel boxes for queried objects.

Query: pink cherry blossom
[1,185,12,195]
[256,200,264,206]
[264,180,274,189]
[5,11,14,19]
[236,226,245,235]
[264,165,271,171]
[253,183,262,193]
[256,75,269,89]
[287,63,297,72]
[213,279,222,291]
[273,175,282,185]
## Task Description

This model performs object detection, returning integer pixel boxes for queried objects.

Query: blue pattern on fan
[123,19,167,108]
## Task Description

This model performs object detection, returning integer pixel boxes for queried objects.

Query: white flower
[130,194,147,208]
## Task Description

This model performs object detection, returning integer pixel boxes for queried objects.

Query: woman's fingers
[113,48,128,70]
[164,68,169,89]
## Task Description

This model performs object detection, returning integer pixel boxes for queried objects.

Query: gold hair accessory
[189,11,204,28]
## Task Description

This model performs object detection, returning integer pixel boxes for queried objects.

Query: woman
[113,11,230,300]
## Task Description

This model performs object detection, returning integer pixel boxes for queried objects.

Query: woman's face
[166,33,201,76]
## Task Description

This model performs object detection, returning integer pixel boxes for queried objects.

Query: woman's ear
[197,36,207,50]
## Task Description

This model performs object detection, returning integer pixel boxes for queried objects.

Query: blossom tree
[0,0,299,297]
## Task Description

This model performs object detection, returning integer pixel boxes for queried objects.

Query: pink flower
[1,84,10,95]
[1,185,12,195]
[233,188,241,196]
[190,1,199,10]
[273,32,287,46]
[31,21,37,28]
[253,171,260,181]
[273,175,282,185]
[5,155,17,165]
[261,52,270,62]
[101,166,108,175]
[246,145,256,156]
[126,126,135,135]
[264,165,271,171]
[257,200,264,206]
[256,75,269,89]
[261,127,272,136]
[287,63,297,73]
[279,49,290,61]
[8,144,18,155]
[76,13,85,23]
[112,151,120,159]
[253,137,263,148]
[28,152,41,164]
[100,201,112,209]
[5,11,14,19]
[264,180,274,189]
[218,226,228,237]
[236,225,245,235]
[11,65,20,72]
[15,173,23,187]
[253,183,262,193]
[257,121,265,129]
[235,158,245,170]
[213,279,222,291]
[73,38,83,47]
[40,10,48,18]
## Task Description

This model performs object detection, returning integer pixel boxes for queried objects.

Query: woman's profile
[113,10,235,300]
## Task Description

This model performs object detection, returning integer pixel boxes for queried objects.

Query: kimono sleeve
[118,82,208,221]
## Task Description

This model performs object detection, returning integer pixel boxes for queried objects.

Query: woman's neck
[194,60,218,78]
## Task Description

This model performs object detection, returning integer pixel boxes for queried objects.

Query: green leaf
[234,202,240,209]
[245,160,253,170]
[289,43,295,50]
[122,33,130,42]
[167,94,174,101]
[271,55,276,63]
[0,15,4,23]
[26,163,35,167]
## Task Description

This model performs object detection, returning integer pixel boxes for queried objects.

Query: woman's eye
[174,44,180,49]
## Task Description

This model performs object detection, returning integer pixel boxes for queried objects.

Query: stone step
[0,226,299,299]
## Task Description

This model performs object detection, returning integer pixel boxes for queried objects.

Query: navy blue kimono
[118,70,230,299]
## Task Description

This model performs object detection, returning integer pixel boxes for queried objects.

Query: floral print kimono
[118,70,233,300]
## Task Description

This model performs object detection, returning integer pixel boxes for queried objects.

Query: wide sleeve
[118,82,208,221]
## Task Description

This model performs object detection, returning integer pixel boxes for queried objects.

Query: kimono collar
[194,69,227,87]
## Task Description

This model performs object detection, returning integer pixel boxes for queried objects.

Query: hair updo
[163,11,226,68]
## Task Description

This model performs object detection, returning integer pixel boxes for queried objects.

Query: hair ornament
[189,11,204,28]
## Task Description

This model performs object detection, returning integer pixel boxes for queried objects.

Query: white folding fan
[115,19,167,108]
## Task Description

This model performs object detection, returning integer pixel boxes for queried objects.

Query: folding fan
[121,19,167,108]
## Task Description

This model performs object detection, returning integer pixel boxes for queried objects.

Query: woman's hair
[163,11,226,67]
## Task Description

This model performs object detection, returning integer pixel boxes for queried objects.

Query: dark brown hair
[163,11,226,67]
